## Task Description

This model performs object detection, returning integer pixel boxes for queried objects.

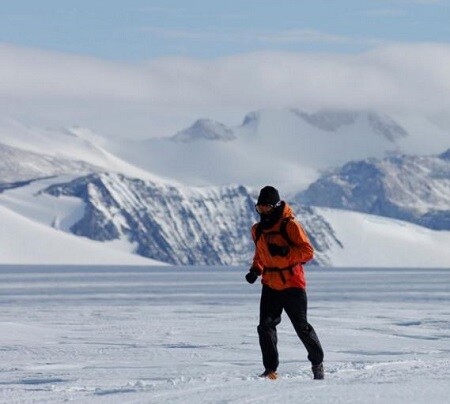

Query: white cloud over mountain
[1,42,450,138]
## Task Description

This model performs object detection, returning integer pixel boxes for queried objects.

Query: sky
[1,0,450,138]
[1,0,450,60]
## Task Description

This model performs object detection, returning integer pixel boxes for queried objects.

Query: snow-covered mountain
[0,142,101,183]
[109,108,425,193]
[290,109,408,141]
[107,108,449,193]
[1,110,449,267]
[39,173,341,265]
[2,109,447,194]
[171,119,236,142]
[2,173,450,267]
[315,207,450,267]
[297,149,450,230]
[0,118,166,183]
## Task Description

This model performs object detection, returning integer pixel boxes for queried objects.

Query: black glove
[267,243,290,257]
[245,267,259,284]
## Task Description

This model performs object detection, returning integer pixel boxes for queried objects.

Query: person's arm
[286,220,314,264]
[250,224,264,273]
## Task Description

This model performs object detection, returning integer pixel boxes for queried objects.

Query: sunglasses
[255,201,281,214]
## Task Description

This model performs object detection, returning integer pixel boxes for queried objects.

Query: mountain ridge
[297,149,450,230]
[42,172,336,265]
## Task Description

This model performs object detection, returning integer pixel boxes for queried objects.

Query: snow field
[0,266,449,403]
[0,205,160,265]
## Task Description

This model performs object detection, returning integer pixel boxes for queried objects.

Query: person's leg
[282,288,324,366]
[257,285,284,372]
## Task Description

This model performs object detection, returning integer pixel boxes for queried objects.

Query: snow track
[0,266,449,403]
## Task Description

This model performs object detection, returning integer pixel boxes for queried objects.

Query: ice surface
[0,266,449,403]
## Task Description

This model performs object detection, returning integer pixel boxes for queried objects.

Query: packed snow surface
[0,266,448,403]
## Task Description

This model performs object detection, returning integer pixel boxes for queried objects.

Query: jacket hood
[281,202,295,220]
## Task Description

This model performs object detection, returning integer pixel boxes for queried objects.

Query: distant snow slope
[0,118,169,183]
[0,142,101,182]
[0,204,163,265]
[0,118,112,165]
[317,208,450,267]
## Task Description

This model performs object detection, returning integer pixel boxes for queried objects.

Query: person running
[245,185,324,380]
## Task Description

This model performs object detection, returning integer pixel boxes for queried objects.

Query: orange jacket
[251,202,314,290]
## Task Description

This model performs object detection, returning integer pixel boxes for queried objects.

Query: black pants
[257,285,324,371]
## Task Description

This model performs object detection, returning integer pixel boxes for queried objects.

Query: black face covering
[260,202,285,229]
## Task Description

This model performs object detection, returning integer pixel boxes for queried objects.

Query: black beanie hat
[257,186,280,206]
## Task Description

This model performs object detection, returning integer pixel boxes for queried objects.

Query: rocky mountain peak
[439,148,450,160]
[241,111,262,127]
[290,108,408,141]
[171,119,236,142]
[297,150,450,230]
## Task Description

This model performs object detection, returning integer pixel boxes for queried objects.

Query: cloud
[141,26,379,47]
[254,29,357,44]
[0,44,148,100]
[1,42,450,137]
